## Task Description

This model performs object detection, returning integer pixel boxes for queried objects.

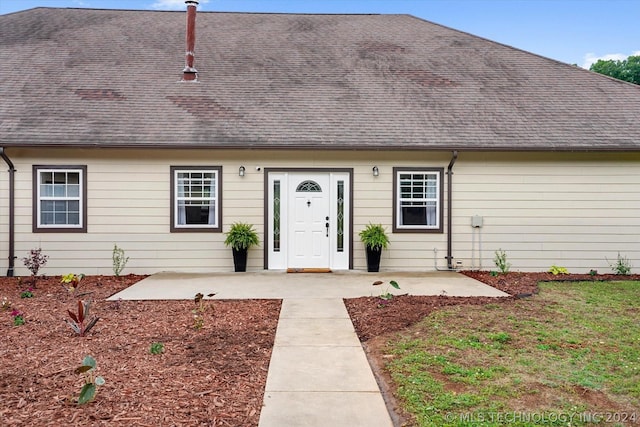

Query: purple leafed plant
[22,248,48,287]
[66,300,99,337]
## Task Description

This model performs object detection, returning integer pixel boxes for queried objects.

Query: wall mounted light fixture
[239,166,245,177]
[372,166,379,176]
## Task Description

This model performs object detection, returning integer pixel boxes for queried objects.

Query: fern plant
[224,222,260,251]
[359,223,390,250]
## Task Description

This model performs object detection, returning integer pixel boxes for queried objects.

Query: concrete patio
[107,270,508,301]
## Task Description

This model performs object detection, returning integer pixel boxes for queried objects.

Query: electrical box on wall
[471,215,483,228]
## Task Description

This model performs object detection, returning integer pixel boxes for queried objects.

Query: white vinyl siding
[451,153,640,272]
[3,149,639,275]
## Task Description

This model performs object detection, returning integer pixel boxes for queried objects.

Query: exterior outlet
[453,259,464,269]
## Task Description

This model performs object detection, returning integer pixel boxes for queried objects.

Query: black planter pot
[232,248,248,272]
[365,246,382,272]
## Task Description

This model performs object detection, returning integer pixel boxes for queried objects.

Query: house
[1,3,639,276]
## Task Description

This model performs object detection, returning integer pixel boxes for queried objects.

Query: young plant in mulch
[61,273,87,296]
[112,244,129,277]
[109,297,123,311]
[65,299,99,337]
[149,342,165,355]
[192,292,216,330]
[372,280,400,308]
[74,355,105,405]
[548,265,569,275]
[22,247,48,287]
[607,252,632,275]
[10,309,25,326]
[19,287,34,298]
[493,248,511,274]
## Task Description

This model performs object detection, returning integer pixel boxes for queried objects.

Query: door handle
[325,221,329,237]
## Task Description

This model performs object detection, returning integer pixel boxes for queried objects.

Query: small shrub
[75,355,105,405]
[66,299,99,337]
[150,342,165,355]
[548,265,568,275]
[112,244,129,277]
[493,249,511,274]
[589,269,598,276]
[22,248,48,286]
[607,253,632,275]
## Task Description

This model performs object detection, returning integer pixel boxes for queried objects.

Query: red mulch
[0,275,281,426]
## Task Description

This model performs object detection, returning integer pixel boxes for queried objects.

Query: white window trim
[171,167,221,231]
[35,167,85,230]
[394,168,443,233]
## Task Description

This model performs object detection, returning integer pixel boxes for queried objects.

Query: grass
[383,281,640,426]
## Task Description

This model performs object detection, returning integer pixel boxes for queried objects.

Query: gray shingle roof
[1,7,640,151]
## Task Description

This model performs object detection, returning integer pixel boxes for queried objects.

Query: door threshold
[286,268,332,273]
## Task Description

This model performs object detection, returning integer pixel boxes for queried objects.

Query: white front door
[289,174,330,268]
[267,171,350,270]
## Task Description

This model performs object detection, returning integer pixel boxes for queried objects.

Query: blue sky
[2,0,638,69]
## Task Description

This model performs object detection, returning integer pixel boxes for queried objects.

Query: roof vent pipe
[182,0,199,81]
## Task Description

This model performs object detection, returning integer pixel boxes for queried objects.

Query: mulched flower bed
[0,275,281,426]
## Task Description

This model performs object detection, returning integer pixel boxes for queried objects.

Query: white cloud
[582,50,640,69]
[150,0,209,11]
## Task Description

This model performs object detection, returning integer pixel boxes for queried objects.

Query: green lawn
[383,281,640,426]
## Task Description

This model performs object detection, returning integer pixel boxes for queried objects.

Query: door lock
[325,217,330,237]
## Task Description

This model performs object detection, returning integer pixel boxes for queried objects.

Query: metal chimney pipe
[182,0,199,81]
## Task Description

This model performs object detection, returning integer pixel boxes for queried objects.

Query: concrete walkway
[259,298,393,427]
[108,271,508,426]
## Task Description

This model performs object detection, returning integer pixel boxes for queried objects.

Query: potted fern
[359,223,390,272]
[224,222,260,272]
